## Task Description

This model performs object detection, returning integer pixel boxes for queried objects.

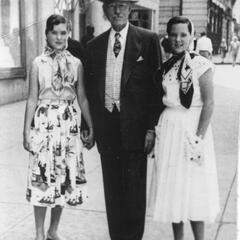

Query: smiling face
[168,23,192,55]
[46,23,68,50]
[103,1,132,32]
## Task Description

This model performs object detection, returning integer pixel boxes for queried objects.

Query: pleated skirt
[149,107,220,223]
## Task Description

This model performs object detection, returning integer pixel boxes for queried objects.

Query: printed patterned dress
[26,48,87,207]
[149,55,220,223]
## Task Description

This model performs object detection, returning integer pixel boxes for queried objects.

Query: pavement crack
[0,212,32,240]
[213,169,237,240]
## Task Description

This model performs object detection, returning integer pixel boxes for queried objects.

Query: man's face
[103,1,132,31]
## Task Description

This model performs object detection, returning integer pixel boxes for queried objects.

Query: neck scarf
[43,42,74,96]
[156,51,197,109]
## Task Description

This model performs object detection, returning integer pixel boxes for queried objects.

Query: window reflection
[0,0,21,68]
[129,10,151,30]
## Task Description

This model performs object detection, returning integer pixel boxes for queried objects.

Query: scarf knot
[44,45,74,96]
[156,51,197,109]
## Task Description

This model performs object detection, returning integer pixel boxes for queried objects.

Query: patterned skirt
[26,100,87,207]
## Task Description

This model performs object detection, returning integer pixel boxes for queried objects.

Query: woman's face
[46,23,68,50]
[168,23,192,55]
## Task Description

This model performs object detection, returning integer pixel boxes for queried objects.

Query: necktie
[113,32,121,57]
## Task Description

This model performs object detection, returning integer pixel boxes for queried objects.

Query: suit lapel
[121,25,142,91]
[94,30,110,105]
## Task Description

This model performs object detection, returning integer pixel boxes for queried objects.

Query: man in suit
[81,25,95,49]
[66,21,85,65]
[84,1,161,239]
[67,37,85,61]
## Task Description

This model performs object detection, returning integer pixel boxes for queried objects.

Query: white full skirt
[148,107,220,223]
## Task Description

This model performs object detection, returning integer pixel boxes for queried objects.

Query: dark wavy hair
[45,14,68,35]
[166,16,192,35]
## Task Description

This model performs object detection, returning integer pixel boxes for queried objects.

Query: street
[0,64,238,240]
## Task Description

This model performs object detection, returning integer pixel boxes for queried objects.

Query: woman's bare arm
[196,68,214,138]
[23,60,39,151]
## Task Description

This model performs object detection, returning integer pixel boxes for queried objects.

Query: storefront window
[0,0,25,79]
[129,9,152,30]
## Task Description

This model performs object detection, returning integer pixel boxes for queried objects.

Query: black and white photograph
[0,0,239,239]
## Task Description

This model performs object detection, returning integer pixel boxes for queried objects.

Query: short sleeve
[193,56,214,78]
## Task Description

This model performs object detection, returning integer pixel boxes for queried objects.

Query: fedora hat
[99,0,138,3]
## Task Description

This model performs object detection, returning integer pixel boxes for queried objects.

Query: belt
[39,99,74,105]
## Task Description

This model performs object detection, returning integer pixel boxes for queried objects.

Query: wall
[72,3,81,40]
[86,1,110,36]
[86,0,159,37]
[137,0,159,31]
[0,0,54,105]
[158,0,208,37]
[182,0,208,36]
[158,0,180,36]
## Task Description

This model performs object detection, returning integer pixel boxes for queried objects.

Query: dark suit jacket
[67,37,90,130]
[85,24,162,153]
[67,37,85,65]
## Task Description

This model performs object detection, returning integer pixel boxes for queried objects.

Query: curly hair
[45,14,68,35]
[166,16,192,35]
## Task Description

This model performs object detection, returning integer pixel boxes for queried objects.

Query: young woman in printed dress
[23,14,94,240]
[149,16,220,240]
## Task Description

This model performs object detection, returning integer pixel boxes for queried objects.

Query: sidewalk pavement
[212,53,240,65]
[0,72,238,239]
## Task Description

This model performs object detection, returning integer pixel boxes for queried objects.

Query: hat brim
[99,0,138,3]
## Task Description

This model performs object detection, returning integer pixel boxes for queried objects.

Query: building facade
[0,0,55,105]
[0,0,159,105]
[158,0,236,53]
[232,0,240,38]
[83,0,159,36]
[207,0,236,53]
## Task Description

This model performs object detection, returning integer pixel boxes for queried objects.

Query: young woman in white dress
[150,16,220,240]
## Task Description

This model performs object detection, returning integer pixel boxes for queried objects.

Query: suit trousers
[101,105,147,240]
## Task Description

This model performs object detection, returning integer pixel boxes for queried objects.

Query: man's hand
[80,129,95,150]
[144,130,155,154]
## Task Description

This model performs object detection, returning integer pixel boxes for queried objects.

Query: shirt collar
[110,22,129,43]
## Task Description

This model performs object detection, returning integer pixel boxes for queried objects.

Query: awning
[54,0,95,14]
[212,0,227,11]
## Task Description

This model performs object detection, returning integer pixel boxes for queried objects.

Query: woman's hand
[80,128,94,150]
[23,131,31,152]
[185,132,204,165]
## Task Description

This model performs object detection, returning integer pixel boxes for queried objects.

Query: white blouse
[162,55,214,108]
